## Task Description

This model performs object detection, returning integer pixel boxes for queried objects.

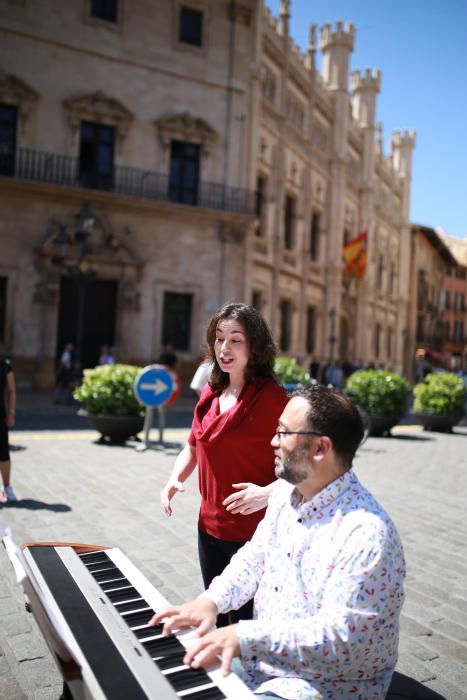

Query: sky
[266,0,467,240]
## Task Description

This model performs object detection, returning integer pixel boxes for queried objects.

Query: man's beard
[274,445,310,484]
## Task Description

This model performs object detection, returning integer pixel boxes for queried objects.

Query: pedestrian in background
[160,302,288,626]
[190,357,213,397]
[0,347,17,502]
[158,343,178,369]
[98,344,115,365]
[54,343,74,404]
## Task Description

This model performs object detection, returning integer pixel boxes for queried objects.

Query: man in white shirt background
[151,385,405,700]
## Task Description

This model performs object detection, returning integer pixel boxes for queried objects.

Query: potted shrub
[413,372,466,432]
[345,369,411,436]
[73,364,145,443]
[274,357,313,392]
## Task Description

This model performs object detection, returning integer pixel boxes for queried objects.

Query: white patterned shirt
[202,470,405,700]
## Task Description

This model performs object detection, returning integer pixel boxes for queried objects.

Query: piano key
[91,568,126,584]
[166,666,216,693]
[105,585,142,603]
[141,635,186,657]
[117,599,151,614]
[100,577,131,592]
[150,651,186,670]
[179,688,226,700]
[122,610,156,629]
[86,561,119,573]
[179,685,227,700]
[79,551,110,564]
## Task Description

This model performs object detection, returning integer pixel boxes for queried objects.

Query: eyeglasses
[275,430,323,439]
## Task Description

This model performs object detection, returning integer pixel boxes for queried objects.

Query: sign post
[133,364,180,450]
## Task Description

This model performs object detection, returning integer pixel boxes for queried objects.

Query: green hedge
[346,369,411,416]
[274,357,310,386]
[73,364,145,416]
[413,372,465,415]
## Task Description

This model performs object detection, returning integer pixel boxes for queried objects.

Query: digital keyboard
[20,543,255,700]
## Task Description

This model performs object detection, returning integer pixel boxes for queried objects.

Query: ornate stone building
[0,0,415,387]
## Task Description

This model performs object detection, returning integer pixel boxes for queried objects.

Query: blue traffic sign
[134,364,176,407]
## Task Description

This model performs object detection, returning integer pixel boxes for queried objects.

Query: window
[255,176,266,237]
[306,306,316,354]
[179,6,203,46]
[375,323,381,359]
[279,299,292,352]
[284,195,295,250]
[252,291,263,311]
[377,255,384,291]
[387,327,393,359]
[389,263,395,296]
[0,277,6,342]
[79,121,115,190]
[454,320,463,344]
[0,104,17,176]
[162,292,193,351]
[169,140,200,205]
[310,211,320,261]
[91,0,118,22]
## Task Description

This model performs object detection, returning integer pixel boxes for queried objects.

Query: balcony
[1,148,256,216]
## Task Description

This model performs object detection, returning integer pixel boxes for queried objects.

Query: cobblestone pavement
[0,391,466,698]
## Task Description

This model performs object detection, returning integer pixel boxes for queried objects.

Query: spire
[278,0,290,36]
[306,22,317,70]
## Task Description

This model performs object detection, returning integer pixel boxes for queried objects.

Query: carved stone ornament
[155,111,218,156]
[63,91,134,145]
[0,69,38,133]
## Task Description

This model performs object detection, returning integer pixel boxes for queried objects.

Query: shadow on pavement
[0,499,72,512]
[9,444,27,451]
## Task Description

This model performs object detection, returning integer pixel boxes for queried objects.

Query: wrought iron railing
[2,148,256,216]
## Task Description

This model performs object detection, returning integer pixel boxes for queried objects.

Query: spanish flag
[343,230,368,279]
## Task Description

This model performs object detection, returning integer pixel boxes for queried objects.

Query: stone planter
[84,413,144,443]
[368,414,402,437]
[414,412,464,433]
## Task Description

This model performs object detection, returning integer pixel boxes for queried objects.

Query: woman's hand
[160,479,185,516]
[223,482,270,515]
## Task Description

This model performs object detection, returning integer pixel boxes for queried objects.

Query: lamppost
[52,202,96,374]
[328,307,337,362]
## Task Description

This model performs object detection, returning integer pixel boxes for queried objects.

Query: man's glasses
[275,430,323,439]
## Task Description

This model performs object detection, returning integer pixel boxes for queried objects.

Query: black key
[184,687,226,700]
[142,635,184,658]
[167,666,212,692]
[152,651,186,671]
[86,561,118,573]
[105,586,140,603]
[123,610,155,629]
[79,552,110,565]
[100,578,130,592]
[116,599,150,614]
[92,568,124,583]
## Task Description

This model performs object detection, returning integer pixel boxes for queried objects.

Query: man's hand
[149,598,217,637]
[160,479,185,516]
[184,624,240,676]
[223,482,269,515]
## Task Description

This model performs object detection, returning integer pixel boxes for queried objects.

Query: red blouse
[188,378,288,542]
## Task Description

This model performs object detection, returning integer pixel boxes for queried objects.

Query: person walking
[160,302,288,626]
[0,350,17,503]
[152,385,406,699]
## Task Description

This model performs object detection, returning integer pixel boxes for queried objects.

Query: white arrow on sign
[140,378,170,395]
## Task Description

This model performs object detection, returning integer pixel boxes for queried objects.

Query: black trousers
[198,528,254,627]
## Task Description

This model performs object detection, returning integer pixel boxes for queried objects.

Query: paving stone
[7,633,48,663]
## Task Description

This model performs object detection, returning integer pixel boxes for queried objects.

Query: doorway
[56,277,118,369]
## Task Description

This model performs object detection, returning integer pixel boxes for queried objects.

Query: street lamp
[51,202,96,374]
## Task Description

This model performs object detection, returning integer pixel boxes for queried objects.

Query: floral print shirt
[202,470,405,700]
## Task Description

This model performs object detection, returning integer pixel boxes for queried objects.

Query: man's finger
[221,647,234,676]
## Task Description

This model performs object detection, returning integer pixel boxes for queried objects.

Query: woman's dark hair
[206,302,276,391]
[293,384,364,469]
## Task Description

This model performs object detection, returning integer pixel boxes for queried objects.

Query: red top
[188,378,288,542]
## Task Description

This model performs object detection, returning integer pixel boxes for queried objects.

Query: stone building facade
[0,0,415,388]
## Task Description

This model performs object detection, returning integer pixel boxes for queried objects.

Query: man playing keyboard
[151,385,406,700]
